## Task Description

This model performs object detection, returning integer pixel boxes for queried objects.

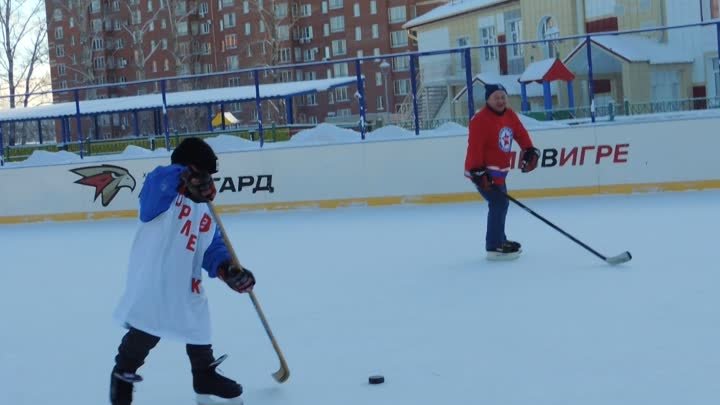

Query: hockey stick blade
[605,251,632,265]
[272,363,290,383]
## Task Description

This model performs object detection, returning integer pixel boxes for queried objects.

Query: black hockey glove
[467,168,493,191]
[218,261,256,294]
[519,147,540,173]
[180,166,217,203]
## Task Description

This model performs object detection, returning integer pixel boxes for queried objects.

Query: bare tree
[247,0,299,125]
[0,0,50,145]
[122,3,165,84]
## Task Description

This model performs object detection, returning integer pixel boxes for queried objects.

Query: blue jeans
[477,184,509,251]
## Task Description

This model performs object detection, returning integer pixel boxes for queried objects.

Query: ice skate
[191,353,244,405]
[486,241,521,261]
[110,367,143,405]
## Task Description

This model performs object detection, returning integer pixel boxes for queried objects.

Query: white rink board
[1,116,719,222]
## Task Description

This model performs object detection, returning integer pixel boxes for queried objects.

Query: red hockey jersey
[464,107,534,184]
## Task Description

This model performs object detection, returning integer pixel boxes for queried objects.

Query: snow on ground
[1,190,718,405]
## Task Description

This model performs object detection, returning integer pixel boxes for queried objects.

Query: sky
[0,189,718,405]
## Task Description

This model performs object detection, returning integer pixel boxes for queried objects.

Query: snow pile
[288,123,362,144]
[204,134,257,152]
[21,150,82,166]
[367,125,416,140]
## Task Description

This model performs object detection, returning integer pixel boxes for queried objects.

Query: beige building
[403,0,713,121]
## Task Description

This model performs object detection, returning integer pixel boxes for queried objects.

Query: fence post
[73,89,84,158]
[355,58,367,140]
[0,123,4,166]
[161,79,171,150]
[585,35,596,123]
[624,99,630,115]
[253,69,264,147]
[464,48,475,121]
[37,120,44,144]
[409,54,420,135]
[207,104,214,132]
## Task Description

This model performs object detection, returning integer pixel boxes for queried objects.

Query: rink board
[1,116,719,224]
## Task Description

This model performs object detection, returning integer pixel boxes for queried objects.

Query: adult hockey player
[110,137,256,405]
[464,84,540,260]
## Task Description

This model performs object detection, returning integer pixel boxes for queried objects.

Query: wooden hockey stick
[207,202,290,383]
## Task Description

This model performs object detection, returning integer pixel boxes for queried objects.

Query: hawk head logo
[70,165,137,206]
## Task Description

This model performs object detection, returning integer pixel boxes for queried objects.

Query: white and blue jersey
[113,164,231,344]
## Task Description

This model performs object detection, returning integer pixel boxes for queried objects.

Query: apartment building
[45,0,444,139]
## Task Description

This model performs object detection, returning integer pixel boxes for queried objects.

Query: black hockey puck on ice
[368,375,385,384]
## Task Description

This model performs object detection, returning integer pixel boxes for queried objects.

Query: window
[130,10,141,24]
[260,20,265,32]
[370,1,377,14]
[274,2,288,18]
[53,9,62,21]
[57,64,66,76]
[508,19,523,58]
[116,38,125,49]
[329,0,343,9]
[224,13,236,28]
[375,72,383,86]
[306,94,317,105]
[331,39,346,56]
[305,71,317,80]
[164,59,170,71]
[333,62,349,76]
[480,26,497,61]
[112,0,119,11]
[69,17,75,28]
[227,55,239,70]
[390,30,407,48]
[161,19,167,29]
[389,6,406,23]
[162,38,168,49]
[92,18,103,32]
[278,25,290,40]
[201,21,212,34]
[56,45,65,57]
[335,86,349,101]
[153,61,158,72]
[199,2,209,15]
[90,0,101,13]
[178,21,189,35]
[299,4,312,16]
[456,37,469,70]
[651,70,680,101]
[147,0,153,11]
[243,1,249,13]
[538,16,559,58]
[392,56,409,72]
[225,34,237,49]
[92,38,104,50]
[323,23,330,36]
[394,79,410,95]
[245,22,251,35]
[222,0,234,7]
[355,26,361,41]
[330,16,344,32]
[372,24,379,39]
[55,27,64,40]
[353,3,360,16]
[94,56,105,69]
[278,48,291,62]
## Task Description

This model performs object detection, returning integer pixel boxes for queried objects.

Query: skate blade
[196,394,244,405]
[486,251,521,261]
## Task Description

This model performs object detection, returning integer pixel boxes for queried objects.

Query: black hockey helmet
[171,137,218,174]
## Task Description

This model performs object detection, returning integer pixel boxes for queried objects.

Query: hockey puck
[368,375,385,385]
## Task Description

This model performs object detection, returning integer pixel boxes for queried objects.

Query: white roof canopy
[0,76,358,122]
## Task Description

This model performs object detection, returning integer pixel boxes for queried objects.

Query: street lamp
[379,60,390,124]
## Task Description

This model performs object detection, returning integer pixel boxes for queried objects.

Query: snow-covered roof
[403,0,507,29]
[564,34,694,65]
[452,72,553,102]
[519,58,557,82]
[0,76,358,122]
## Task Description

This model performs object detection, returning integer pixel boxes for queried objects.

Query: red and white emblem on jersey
[498,127,514,152]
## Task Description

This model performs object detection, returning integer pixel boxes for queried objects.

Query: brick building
[46,0,445,139]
